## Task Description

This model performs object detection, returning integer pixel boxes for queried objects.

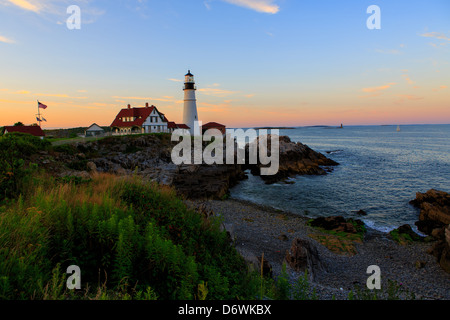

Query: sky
[0,0,449,128]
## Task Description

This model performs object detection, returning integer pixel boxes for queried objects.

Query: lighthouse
[183,70,200,136]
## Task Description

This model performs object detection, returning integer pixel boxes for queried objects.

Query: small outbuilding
[202,122,226,135]
[85,123,105,137]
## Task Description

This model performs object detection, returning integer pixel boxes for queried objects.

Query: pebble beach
[192,198,450,300]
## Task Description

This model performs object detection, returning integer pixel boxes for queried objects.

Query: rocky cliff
[411,189,450,273]
[36,134,338,199]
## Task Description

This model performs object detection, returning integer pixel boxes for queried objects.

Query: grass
[307,219,366,256]
[308,232,361,256]
[50,136,106,146]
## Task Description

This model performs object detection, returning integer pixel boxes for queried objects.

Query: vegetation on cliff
[0,133,255,299]
[0,133,312,300]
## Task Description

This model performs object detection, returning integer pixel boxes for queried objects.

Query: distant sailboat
[397,125,401,132]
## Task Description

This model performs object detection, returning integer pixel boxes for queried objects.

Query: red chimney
[127,104,131,109]
[146,102,149,108]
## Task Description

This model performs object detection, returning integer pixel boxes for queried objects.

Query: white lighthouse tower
[183,70,200,136]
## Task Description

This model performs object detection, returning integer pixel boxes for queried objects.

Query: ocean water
[230,124,450,233]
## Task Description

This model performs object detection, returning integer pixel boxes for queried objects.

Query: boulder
[308,216,365,235]
[411,189,450,273]
[235,248,273,278]
[257,255,273,278]
[285,238,323,280]
[389,224,424,244]
[411,189,450,234]
[86,161,97,173]
[171,163,246,200]
[356,209,367,216]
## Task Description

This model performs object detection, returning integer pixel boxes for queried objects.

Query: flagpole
[37,100,42,127]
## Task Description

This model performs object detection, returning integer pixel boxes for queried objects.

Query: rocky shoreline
[37,133,339,200]
[35,133,450,299]
[188,198,450,300]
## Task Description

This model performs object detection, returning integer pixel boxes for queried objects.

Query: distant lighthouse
[183,70,200,136]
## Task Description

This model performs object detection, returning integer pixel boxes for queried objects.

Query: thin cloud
[432,85,448,92]
[396,94,424,103]
[362,83,396,93]
[402,74,414,85]
[197,87,238,97]
[375,49,401,55]
[112,95,176,103]
[5,0,40,13]
[198,101,231,113]
[167,78,183,82]
[221,0,279,14]
[35,93,88,99]
[14,90,31,94]
[420,32,450,42]
[1,0,105,24]
[0,35,16,44]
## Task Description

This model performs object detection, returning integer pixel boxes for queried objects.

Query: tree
[14,122,24,126]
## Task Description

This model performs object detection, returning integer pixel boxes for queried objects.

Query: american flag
[38,101,48,109]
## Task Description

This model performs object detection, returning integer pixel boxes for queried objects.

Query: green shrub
[52,144,77,155]
[0,133,47,202]
[0,174,253,300]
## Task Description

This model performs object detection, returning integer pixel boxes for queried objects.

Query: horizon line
[15,122,450,131]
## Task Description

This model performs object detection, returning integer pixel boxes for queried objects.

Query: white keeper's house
[110,102,189,135]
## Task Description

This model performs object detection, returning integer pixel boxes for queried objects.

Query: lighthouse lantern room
[183,70,199,135]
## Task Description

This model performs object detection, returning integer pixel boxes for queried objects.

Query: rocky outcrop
[171,163,246,200]
[43,134,338,199]
[411,189,450,234]
[410,189,450,273]
[442,226,450,273]
[308,216,365,235]
[244,135,338,184]
[389,224,424,245]
[47,134,247,200]
[285,238,323,280]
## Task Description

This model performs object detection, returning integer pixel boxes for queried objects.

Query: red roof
[167,122,190,129]
[202,122,225,128]
[4,126,45,137]
[110,105,161,128]
[167,121,177,129]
